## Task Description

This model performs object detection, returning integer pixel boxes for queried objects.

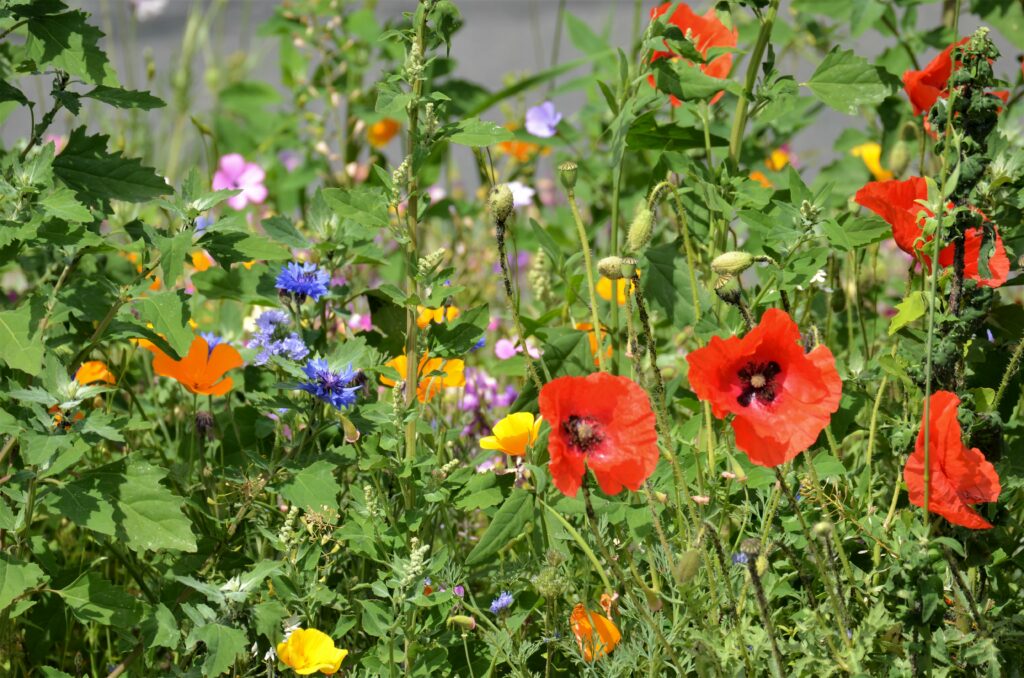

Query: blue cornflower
[250,310,309,365]
[276,262,330,302]
[489,591,514,614]
[732,553,749,566]
[298,358,359,410]
[471,336,486,352]
[194,215,214,233]
[199,332,225,354]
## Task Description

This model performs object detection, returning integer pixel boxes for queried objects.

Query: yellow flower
[416,305,460,330]
[850,142,894,181]
[74,361,115,385]
[276,628,348,676]
[480,412,542,457]
[765,148,790,172]
[595,272,639,306]
[368,118,401,148]
[380,353,466,403]
[191,250,215,272]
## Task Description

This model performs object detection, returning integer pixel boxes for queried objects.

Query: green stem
[992,340,1024,412]
[537,498,613,593]
[726,0,781,169]
[566,189,607,372]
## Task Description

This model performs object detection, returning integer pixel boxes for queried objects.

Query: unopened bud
[488,184,514,225]
[195,411,215,439]
[711,251,755,276]
[812,520,833,537]
[673,550,700,584]
[626,206,654,253]
[740,538,761,557]
[887,140,911,178]
[340,415,360,444]
[558,161,578,191]
[447,615,477,631]
[598,256,624,279]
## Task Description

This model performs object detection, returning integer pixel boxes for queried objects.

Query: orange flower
[749,170,773,188]
[191,251,215,272]
[570,603,621,662]
[368,118,401,148]
[575,322,612,366]
[416,305,460,329]
[50,406,84,430]
[74,361,115,385]
[150,336,243,396]
[496,123,540,163]
[380,353,465,402]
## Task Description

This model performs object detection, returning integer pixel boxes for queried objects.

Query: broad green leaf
[358,599,391,638]
[430,305,488,358]
[56,572,145,627]
[83,85,165,109]
[186,623,248,676]
[201,229,290,265]
[153,230,193,287]
[322,186,390,230]
[39,185,92,222]
[262,215,309,249]
[0,306,43,376]
[466,489,534,566]
[0,80,29,106]
[0,553,47,613]
[626,112,728,152]
[0,500,16,531]
[53,128,170,206]
[803,47,898,114]
[643,238,703,326]
[447,118,514,147]
[889,291,927,335]
[279,459,343,512]
[135,290,193,356]
[23,10,118,85]
[821,215,891,251]
[653,59,738,102]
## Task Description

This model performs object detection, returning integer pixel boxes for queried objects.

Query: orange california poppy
[368,118,401,148]
[574,322,613,367]
[74,361,116,385]
[496,123,540,163]
[150,336,243,396]
[380,353,466,403]
[570,603,621,662]
[191,251,215,272]
[416,305,460,329]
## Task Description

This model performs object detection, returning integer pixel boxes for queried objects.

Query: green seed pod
[447,615,477,631]
[626,205,655,253]
[887,140,912,178]
[711,251,755,276]
[598,256,625,279]
[558,161,578,190]
[673,550,701,584]
[488,184,514,225]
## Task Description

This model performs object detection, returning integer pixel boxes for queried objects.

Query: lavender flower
[276,262,330,302]
[732,553,749,566]
[489,591,514,614]
[453,585,465,598]
[525,101,563,138]
[250,310,309,365]
[298,359,359,410]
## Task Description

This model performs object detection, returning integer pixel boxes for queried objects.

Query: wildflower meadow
[4,0,1024,675]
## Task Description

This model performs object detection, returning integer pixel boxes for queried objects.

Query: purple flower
[212,153,268,210]
[276,262,330,302]
[732,553,749,566]
[194,215,214,234]
[525,101,563,138]
[250,310,309,365]
[507,181,535,208]
[453,585,465,598]
[489,591,514,614]
[494,339,519,361]
[492,251,531,275]
[278,150,301,172]
[471,337,486,352]
[199,332,225,354]
[298,358,359,410]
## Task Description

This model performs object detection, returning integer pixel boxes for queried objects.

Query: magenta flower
[213,153,268,210]
[525,101,563,138]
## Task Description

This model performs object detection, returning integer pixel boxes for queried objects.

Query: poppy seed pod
[673,550,701,584]
[488,184,514,225]
[598,256,625,279]
[711,251,755,276]
[558,161,578,190]
[447,615,477,631]
[626,206,654,253]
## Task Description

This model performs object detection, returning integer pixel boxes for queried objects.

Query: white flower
[507,181,535,208]
[130,0,169,21]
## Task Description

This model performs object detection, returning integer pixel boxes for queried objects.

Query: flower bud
[195,411,215,439]
[887,140,912,178]
[673,550,701,584]
[626,206,654,253]
[597,256,625,279]
[711,251,755,276]
[447,615,477,631]
[558,161,578,191]
[811,520,833,537]
[488,184,514,225]
[740,538,761,557]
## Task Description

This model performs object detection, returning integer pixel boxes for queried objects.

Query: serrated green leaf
[153,230,193,287]
[653,58,738,102]
[626,111,728,152]
[321,186,390,230]
[56,572,144,627]
[82,85,165,109]
[466,489,534,566]
[803,47,897,114]
[23,10,118,85]
[135,290,193,356]
[642,238,702,326]
[889,291,927,335]
[187,623,249,676]
[0,305,43,376]
[53,127,169,206]
[39,185,92,222]
[821,215,891,251]
[262,215,309,249]
[0,553,47,613]
[279,459,342,512]
[447,118,514,147]
[430,305,488,358]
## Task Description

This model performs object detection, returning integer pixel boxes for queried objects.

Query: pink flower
[495,338,519,360]
[213,153,268,210]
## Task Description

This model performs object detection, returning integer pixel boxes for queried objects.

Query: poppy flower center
[563,415,603,452]
[737,361,781,407]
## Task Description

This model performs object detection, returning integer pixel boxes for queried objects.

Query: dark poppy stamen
[737,361,781,407]
[563,415,604,452]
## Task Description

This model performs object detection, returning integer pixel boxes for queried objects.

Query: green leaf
[0,80,30,106]
[642,238,703,326]
[56,572,145,627]
[803,47,898,114]
[626,111,728,152]
[53,459,197,553]
[465,489,534,566]
[135,290,193,357]
[82,85,165,109]
[653,58,738,102]
[39,185,92,222]
[262,215,309,249]
[153,230,193,287]
[52,127,170,206]
[0,553,47,613]
[357,599,391,638]
[821,215,891,252]
[447,118,514,147]
[0,305,43,376]
[889,291,927,335]
[186,623,248,676]
[430,305,488,358]
[23,10,118,85]
[322,186,390,230]
[279,459,342,512]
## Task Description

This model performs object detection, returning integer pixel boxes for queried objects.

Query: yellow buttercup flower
[850,142,894,181]
[595,272,639,306]
[416,305,460,329]
[480,412,542,457]
[368,118,401,148]
[276,628,348,676]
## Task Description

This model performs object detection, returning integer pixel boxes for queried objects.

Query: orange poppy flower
[368,118,401,148]
[74,361,115,385]
[191,251,215,272]
[150,336,243,396]
[379,353,466,403]
[416,305,460,329]
[496,123,540,163]
[575,322,612,367]
[570,603,621,662]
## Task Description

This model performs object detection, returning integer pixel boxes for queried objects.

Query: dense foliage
[2,0,1024,675]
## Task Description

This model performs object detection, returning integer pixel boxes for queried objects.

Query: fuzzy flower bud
[447,615,477,631]
[558,161,578,191]
[488,184,514,225]
[598,256,625,279]
[417,248,446,277]
[711,251,755,276]
[673,550,701,584]
[812,520,833,537]
[627,205,655,253]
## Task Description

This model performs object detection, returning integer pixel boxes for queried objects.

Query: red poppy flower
[904,38,1008,121]
[538,373,659,497]
[903,391,1000,529]
[855,178,1011,287]
[686,309,842,467]
[648,2,737,106]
